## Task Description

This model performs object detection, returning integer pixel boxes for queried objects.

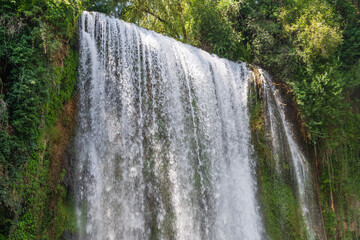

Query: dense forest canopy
[0,0,359,239]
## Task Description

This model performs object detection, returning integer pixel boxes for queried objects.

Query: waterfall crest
[76,11,263,240]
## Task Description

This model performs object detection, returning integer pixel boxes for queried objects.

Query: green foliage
[330,0,360,68]
[0,0,81,238]
[10,146,50,239]
[42,178,77,240]
[234,1,360,236]
[190,0,252,61]
[292,67,344,142]
[282,1,343,65]
[82,0,119,15]
[0,0,358,239]
[10,145,77,240]
[114,0,252,62]
[116,0,191,41]
[45,49,79,127]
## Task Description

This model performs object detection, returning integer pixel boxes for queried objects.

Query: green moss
[0,1,81,238]
[318,137,360,239]
[10,145,50,239]
[249,82,307,240]
[45,50,79,127]
[43,183,77,240]
[6,50,79,240]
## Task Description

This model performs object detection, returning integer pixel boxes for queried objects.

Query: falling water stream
[260,70,324,240]
[75,11,321,240]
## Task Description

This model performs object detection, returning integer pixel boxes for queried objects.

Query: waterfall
[75,11,263,240]
[75,11,326,240]
[260,70,325,240]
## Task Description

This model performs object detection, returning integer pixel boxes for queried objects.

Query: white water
[260,70,322,240]
[75,12,264,240]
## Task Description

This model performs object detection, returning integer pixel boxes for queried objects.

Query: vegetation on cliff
[0,0,81,238]
[0,0,359,239]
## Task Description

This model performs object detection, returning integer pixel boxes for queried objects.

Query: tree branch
[143,6,166,24]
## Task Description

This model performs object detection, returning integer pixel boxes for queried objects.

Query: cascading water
[74,11,326,240]
[75,11,264,240]
[260,70,325,240]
